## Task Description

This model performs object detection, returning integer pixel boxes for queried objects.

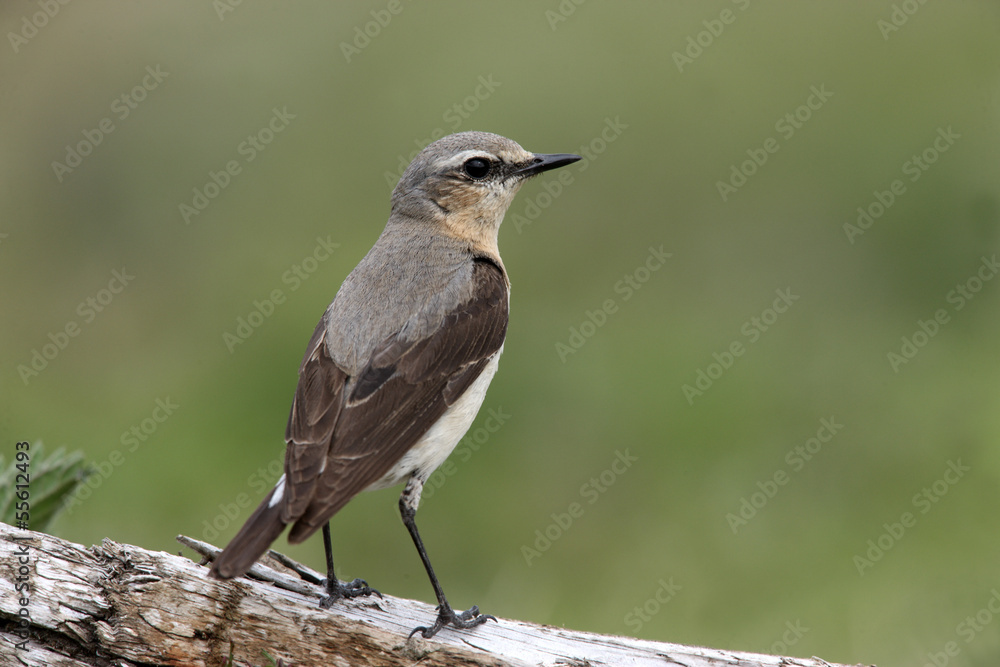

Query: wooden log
[0,522,869,667]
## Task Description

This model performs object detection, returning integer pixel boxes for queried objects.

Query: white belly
[367,350,501,491]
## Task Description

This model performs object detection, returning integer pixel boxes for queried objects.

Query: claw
[320,577,382,608]
[409,603,496,639]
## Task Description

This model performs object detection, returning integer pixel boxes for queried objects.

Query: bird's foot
[408,602,496,639]
[319,577,382,608]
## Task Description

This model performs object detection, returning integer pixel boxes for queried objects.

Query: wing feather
[284,258,508,543]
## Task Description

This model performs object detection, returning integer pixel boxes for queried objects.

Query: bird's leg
[319,521,380,607]
[399,477,496,638]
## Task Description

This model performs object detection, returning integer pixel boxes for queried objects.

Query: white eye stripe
[435,150,494,172]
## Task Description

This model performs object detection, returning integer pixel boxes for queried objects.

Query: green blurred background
[3,2,999,665]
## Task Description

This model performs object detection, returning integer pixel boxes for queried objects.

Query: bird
[209,131,581,638]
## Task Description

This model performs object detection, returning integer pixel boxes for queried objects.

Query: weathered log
[0,522,869,667]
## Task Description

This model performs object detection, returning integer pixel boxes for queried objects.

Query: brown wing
[283,258,508,543]
[209,320,344,579]
[281,319,348,522]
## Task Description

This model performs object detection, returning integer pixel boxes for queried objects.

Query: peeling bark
[0,523,869,667]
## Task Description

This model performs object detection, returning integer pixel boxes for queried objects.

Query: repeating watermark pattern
[202,455,284,542]
[179,107,296,224]
[510,169,575,234]
[279,236,341,292]
[682,287,799,405]
[853,459,969,576]
[7,0,73,54]
[886,255,997,373]
[421,406,510,501]
[51,65,170,183]
[340,0,411,63]
[119,397,181,452]
[61,397,180,515]
[717,84,833,202]
[844,126,961,244]
[726,417,844,534]
[224,290,286,353]
[672,0,752,73]
[624,577,682,633]
[556,245,671,362]
[17,268,136,386]
[545,0,589,31]
[769,619,810,656]
[213,0,244,21]
[521,449,637,566]
[878,0,931,40]
[921,589,1000,667]
[222,236,339,353]
[383,75,502,188]
[10,441,32,653]
[511,116,628,234]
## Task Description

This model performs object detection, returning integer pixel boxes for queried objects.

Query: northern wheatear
[210,131,580,638]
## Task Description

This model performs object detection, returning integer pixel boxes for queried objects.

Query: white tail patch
[268,474,286,508]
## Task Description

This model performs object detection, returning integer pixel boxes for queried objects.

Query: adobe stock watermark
[8,0,73,54]
[877,0,931,40]
[17,268,135,386]
[521,449,638,566]
[556,245,671,362]
[624,577,682,633]
[682,287,799,405]
[51,65,170,183]
[383,75,502,188]
[340,0,412,63]
[844,126,961,244]
[886,254,997,373]
[511,116,627,234]
[179,106,296,225]
[544,0,588,31]
[853,459,970,576]
[421,406,510,501]
[10,440,33,653]
[672,0,752,73]
[726,417,844,534]
[716,84,833,202]
[213,0,245,21]
[769,620,810,656]
[921,588,1000,667]
[61,397,180,515]
[202,455,284,542]
[222,236,340,353]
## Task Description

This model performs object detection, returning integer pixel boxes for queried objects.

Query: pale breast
[366,349,501,491]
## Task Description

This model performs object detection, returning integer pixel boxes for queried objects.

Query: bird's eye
[463,157,491,180]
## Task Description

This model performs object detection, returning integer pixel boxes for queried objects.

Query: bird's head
[390,131,580,254]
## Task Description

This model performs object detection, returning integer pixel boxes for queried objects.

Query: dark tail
[209,484,288,580]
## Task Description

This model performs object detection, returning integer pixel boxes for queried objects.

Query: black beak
[514,153,582,178]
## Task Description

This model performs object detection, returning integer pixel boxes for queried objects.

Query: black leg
[319,521,380,608]
[399,478,496,638]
